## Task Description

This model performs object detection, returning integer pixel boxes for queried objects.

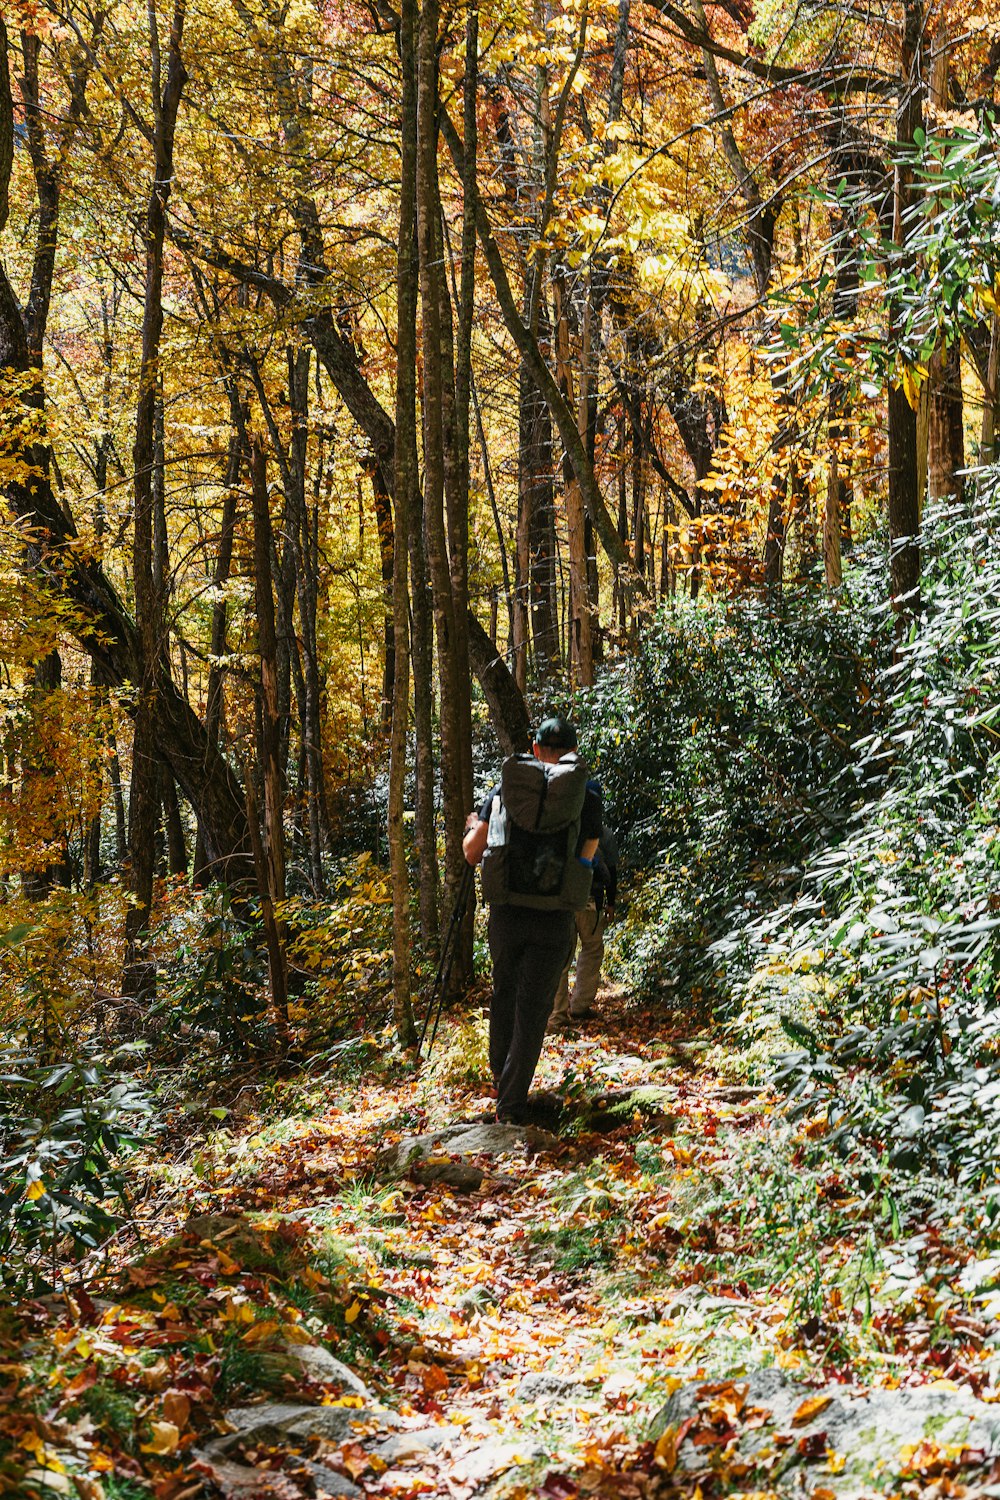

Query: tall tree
[123,0,188,1002]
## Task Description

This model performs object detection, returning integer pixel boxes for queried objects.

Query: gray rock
[456,1285,496,1317]
[215,1401,402,1453]
[259,1342,371,1398]
[648,1369,1000,1481]
[411,1160,493,1192]
[448,1435,546,1487]
[372,1425,460,1462]
[380,1122,560,1177]
[304,1460,363,1498]
[190,1452,305,1498]
[515,1371,592,1401]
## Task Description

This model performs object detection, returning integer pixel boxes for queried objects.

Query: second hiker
[463,716,601,1124]
[549,821,618,1032]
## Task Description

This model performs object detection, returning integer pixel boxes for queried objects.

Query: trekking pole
[418,862,475,1060]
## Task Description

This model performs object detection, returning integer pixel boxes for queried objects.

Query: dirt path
[4,996,998,1499]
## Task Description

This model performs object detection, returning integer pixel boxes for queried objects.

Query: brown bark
[389,0,419,1047]
[887,0,924,617]
[554,273,594,688]
[0,20,10,235]
[244,762,289,1043]
[124,0,188,1002]
[160,762,187,877]
[195,416,242,882]
[981,315,1000,464]
[250,439,288,1014]
[926,12,965,504]
[467,611,532,755]
[416,0,468,928]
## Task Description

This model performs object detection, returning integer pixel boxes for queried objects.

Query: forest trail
[4,991,999,1500]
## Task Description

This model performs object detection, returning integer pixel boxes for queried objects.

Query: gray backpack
[480,754,593,911]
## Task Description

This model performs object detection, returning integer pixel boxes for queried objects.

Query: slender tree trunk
[824,455,843,589]
[764,472,787,591]
[416,0,467,931]
[244,762,290,1045]
[195,417,242,882]
[554,273,594,687]
[250,438,288,1017]
[926,10,965,505]
[123,0,187,1003]
[887,0,924,618]
[298,465,331,894]
[389,0,419,1048]
[473,378,515,650]
[160,761,187,876]
[980,314,1000,465]
[409,480,439,946]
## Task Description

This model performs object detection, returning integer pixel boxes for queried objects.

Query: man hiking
[463,716,601,1125]
[549,820,618,1032]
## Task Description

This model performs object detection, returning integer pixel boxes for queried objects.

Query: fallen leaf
[141,1421,180,1455]
[653,1427,678,1472]
[792,1394,833,1426]
[25,1470,70,1495]
[72,1480,105,1500]
[240,1318,281,1344]
[162,1392,191,1431]
[422,1363,449,1394]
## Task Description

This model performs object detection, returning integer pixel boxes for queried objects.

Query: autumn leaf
[422,1363,450,1394]
[792,1394,834,1426]
[240,1318,281,1344]
[653,1427,679,1472]
[162,1391,191,1431]
[141,1421,181,1455]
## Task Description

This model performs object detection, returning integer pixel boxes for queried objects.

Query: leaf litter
[3,998,1000,1498]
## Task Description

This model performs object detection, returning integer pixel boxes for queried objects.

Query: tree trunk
[823,454,843,589]
[160,761,187,877]
[764,472,787,590]
[887,0,924,619]
[554,274,594,688]
[124,0,188,1002]
[244,761,289,1044]
[416,0,468,937]
[195,418,242,882]
[926,11,965,505]
[389,0,419,1049]
[250,439,288,1014]
[980,314,1000,465]
[467,611,532,754]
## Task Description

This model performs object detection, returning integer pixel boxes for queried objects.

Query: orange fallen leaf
[792,1395,834,1426]
[654,1427,678,1473]
[241,1319,281,1344]
[423,1363,449,1394]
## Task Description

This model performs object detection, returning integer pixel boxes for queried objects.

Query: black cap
[535,716,578,750]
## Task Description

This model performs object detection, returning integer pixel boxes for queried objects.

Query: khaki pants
[550,903,606,1023]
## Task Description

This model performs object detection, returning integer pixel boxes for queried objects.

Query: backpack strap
[533,773,549,830]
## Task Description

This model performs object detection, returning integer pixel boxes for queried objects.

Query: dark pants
[488,904,574,1121]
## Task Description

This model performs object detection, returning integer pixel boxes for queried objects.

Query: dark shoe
[570,1006,597,1021]
[495,1109,526,1126]
[548,1017,578,1035]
